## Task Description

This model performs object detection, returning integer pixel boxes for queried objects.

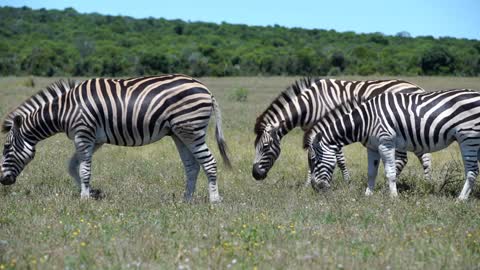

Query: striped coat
[305,89,480,200]
[1,74,230,202]
[253,78,431,183]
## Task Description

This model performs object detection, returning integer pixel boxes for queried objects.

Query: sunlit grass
[0,76,479,269]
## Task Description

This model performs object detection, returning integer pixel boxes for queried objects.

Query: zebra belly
[364,134,454,155]
[395,138,451,155]
[94,123,171,147]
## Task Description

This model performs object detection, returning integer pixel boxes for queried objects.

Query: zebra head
[307,139,338,192]
[1,115,36,185]
[252,122,283,180]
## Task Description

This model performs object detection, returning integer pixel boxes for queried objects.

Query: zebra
[252,78,432,184]
[304,89,480,200]
[0,74,231,202]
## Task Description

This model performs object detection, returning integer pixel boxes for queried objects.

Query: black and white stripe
[0,74,231,202]
[304,89,480,200]
[252,78,432,183]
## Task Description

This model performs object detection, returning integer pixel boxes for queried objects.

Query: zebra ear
[12,115,23,131]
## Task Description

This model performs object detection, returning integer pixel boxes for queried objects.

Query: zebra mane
[302,97,362,149]
[1,79,78,133]
[254,77,318,135]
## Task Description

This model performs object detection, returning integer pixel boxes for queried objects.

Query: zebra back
[254,78,424,138]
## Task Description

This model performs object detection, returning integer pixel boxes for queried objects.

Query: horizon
[1,0,479,40]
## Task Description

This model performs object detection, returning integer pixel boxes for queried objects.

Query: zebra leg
[458,140,480,200]
[304,169,312,187]
[335,149,351,182]
[174,128,222,203]
[366,149,380,196]
[193,142,222,203]
[304,151,312,187]
[395,150,408,178]
[172,136,200,202]
[68,144,103,188]
[68,152,82,187]
[72,135,99,199]
[417,153,432,180]
[378,143,398,198]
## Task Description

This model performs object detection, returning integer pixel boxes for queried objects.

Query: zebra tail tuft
[212,96,232,169]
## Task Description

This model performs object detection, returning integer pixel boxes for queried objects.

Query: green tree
[420,46,456,75]
[0,6,479,77]
[330,52,346,72]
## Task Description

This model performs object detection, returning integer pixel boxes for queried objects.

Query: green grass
[0,76,480,269]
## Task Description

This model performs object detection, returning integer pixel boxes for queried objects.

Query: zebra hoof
[183,196,194,203]
[90,189,105,200]
[209,195,223,204]
[389,192,399,199]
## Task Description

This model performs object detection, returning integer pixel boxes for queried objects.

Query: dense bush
[229,87,249,102]
[420,46,456,75]
[0,6,479,77]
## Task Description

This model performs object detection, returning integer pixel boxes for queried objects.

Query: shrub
[330,52,346,72]
[23,77,35,88]
[420,46,456,75]
[327,67,342,76]
[229,87,249,102]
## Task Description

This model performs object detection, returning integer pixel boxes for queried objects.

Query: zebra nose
[0,175,16,185]
[311,179,331,192]
[252,163,267,180]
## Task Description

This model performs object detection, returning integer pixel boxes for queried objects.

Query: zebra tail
[212,96,232,169]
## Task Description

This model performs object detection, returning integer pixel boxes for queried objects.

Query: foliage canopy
[0,6,479,77]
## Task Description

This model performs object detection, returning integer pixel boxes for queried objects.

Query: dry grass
[0,76,479,269]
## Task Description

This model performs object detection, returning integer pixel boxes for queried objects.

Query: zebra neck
[297,96,330,131]
[22,99,64,143]
[264,95,307,134]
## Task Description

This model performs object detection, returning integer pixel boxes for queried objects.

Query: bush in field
[420,46,456,75]
[229,87,249,102]
[330,52,347,72]
[23,77,35,88]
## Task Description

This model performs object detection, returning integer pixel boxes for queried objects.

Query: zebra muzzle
[0,175,16,185]
[252,163,267,180]
[312,179,331,192]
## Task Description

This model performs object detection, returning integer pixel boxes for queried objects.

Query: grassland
[0,76,479,269]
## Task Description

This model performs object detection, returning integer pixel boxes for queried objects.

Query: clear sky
[2,0,479,40]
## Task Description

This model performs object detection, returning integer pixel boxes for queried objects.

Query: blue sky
[2,0,479,40]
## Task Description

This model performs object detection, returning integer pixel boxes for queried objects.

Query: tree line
[0,6,479,77]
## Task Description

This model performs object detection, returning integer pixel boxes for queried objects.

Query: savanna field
[0,76,479,269]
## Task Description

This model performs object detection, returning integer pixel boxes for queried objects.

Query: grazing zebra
[252,78,432,183]
[304,89,480,200]
[0,74,231,202]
